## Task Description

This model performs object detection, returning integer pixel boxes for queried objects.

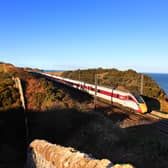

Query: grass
[158,111,168,114]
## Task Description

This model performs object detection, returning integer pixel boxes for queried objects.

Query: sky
[0,0,168,73]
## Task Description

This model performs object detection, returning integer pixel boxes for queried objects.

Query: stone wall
[26,139,134,168]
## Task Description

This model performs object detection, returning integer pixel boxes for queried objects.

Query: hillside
[61,68,168,112]
[0,63,21,110]
[0,63,93,111]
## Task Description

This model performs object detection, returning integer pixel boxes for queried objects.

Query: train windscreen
[132,94,145,103]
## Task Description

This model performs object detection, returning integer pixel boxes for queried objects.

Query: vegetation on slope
[24,73,93,111]
[0,63,21,110]
[61,68,168,111]
[0,63,93,111]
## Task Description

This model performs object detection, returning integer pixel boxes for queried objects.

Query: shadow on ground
[26,108,168,168]
[0,107,27,168]
[1,107,168,168]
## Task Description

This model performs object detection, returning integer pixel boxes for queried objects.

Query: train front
[133,94,148,113]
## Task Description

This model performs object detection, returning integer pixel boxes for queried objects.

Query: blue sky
[0,0,168,72]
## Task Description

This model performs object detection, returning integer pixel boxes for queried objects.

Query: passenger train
[30,71,148,113]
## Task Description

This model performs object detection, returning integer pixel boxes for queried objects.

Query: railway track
[96,98,168,135]
[145,113,161,119]
[155,119,168,136]
[92,97,168,135]
[87,95,168,135]
[97,99,157,120]
[127,112,168,136]
[100,101,168,136]
[144,113,168,136]
[95,100,160,129]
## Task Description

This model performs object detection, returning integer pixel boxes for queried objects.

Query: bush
[0,73,21,109]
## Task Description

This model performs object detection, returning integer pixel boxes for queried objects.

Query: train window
[128,96,134,101]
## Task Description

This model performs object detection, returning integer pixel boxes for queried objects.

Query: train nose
[139,104,148,113]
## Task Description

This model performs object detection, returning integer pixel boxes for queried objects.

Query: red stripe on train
[53,77,133,102]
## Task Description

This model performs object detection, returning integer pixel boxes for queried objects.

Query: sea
[146,73,168,95]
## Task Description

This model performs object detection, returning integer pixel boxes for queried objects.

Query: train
[29,71,148,113]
